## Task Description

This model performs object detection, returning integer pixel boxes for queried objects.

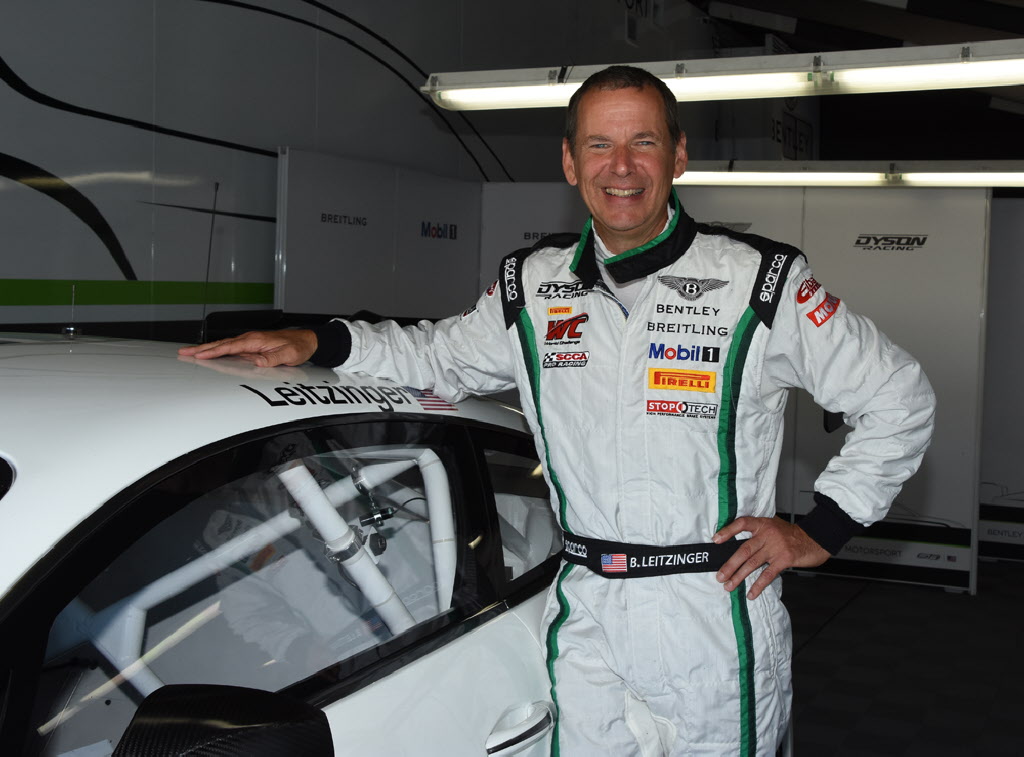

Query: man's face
[562,85,687,254]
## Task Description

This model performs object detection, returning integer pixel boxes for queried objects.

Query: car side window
[477,437,561,586]
[24,419,486,757]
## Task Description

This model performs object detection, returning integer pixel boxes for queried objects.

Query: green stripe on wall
[0,279,273,306]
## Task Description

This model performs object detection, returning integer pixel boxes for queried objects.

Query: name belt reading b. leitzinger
[561,532,743,578]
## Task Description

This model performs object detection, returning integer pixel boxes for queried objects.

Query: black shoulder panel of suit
[696,224,806,329]
[498,246,534,329]
[498,234,580,329]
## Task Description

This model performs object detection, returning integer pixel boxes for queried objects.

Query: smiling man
[181,66,935,756]
[562,83,687,254]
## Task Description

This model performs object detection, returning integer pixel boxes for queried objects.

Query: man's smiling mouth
[605,188,644,197]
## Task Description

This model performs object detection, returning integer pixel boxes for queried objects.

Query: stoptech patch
[646,399,719,420]
[543,351,590,368]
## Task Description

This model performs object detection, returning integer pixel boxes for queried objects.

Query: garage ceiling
[689,0,1024,159]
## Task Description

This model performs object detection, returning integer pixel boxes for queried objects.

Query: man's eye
[590,143,610,149]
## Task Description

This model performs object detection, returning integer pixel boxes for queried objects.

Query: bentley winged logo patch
[657,276,728,301]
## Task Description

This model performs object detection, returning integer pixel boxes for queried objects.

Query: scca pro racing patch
[646,399,719,420]
[543,351,590,368]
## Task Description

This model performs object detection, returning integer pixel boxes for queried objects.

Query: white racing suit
[312,192,935,756]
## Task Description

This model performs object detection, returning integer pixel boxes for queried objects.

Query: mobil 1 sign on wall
[796,188,987,592]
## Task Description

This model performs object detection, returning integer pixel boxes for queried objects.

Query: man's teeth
[605,188,643,197]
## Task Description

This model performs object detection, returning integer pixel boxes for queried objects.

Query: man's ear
[562,138,579,186]
[674,131,688,179]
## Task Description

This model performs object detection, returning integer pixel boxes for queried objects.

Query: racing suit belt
[561,532,742,578]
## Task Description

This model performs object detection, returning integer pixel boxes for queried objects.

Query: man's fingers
[176,330,317,366]
[716,516,831,598]
[745,562,782,600]
[177,335,253,359]
[716,533,762,589]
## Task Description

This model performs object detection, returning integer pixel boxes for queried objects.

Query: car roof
[0,334,526,598]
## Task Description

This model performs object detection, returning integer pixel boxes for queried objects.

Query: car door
[0,415,561,756]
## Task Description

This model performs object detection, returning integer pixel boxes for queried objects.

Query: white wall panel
[391,170,481,318]
[276,149,397,316]
[796,188,987,588]
[979,198,1024,559]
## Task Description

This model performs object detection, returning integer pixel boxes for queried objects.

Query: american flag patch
[405,387,456,411]
[601,553,627,573]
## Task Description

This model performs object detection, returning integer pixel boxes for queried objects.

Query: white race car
[0,335,562,756]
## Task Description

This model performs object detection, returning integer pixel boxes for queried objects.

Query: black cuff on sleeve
[309,321,351,367]
[798,492,866,555]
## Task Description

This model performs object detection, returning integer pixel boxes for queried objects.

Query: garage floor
[783,559,1022,757]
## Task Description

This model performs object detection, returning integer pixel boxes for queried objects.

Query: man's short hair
[564,65,682,154]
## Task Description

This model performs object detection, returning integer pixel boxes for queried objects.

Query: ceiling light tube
[901,172,1024,187]
[675,172,891,187]
[828,59,1024,94]
[673,161,1024,187]
[424,39,1024,110]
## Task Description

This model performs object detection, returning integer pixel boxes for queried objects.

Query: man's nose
[610,145,634,175]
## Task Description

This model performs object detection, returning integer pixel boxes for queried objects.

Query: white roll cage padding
[46,445,457,699]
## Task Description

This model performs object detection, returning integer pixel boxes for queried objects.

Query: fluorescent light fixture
[676,161,1024,187]
[424,39,1024,110]
[664,71,816,101]
[677,171,889,187]
[831,58,1024,93]
[900,172,1024,187]
[436,82,580,110]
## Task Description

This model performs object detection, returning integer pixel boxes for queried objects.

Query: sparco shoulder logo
[546,313,589,343]
[537,281,589,299]
[658,276,728,301]
[854,234,928,251]
[760,253,787,303]
[503,257,519,303]
[646,399,719,420]
[543,351,590,368]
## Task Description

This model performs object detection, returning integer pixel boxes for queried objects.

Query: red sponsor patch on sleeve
[806,293,841,327]
[796,277,821,304]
